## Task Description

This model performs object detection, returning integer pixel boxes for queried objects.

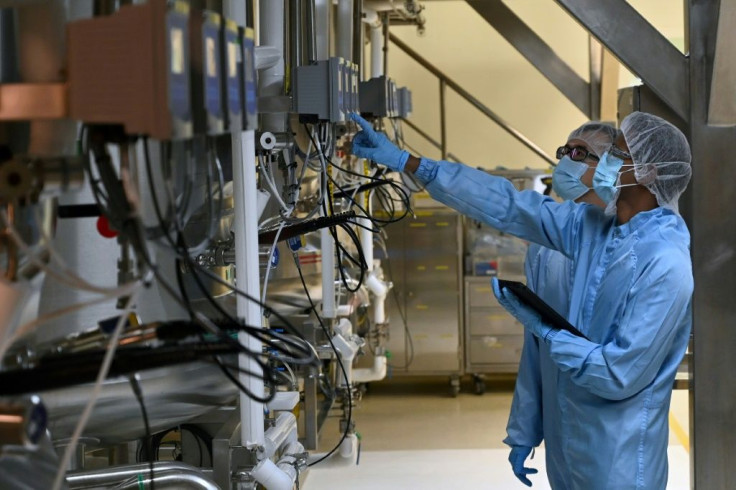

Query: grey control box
[360,76,401,118]
[293,57,353,123]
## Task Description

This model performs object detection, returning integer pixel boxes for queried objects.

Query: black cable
[306,125,373,293]
[129,374,155,490]
[143,137,314,361]
[292,253,353,468]
[142,137,315,359]
[303,123,412,227]
[141,137,298,402]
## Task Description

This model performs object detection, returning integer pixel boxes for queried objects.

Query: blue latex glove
[508,445,538,487]
[350,113,410,172]
[492,278,555,342]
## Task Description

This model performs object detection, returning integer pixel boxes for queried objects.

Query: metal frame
[466,0,591,117]
[687,3,736,489]
[554,0,689,121]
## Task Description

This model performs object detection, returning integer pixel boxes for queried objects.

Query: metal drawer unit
[381,208,465,395]
[464,276,525,390]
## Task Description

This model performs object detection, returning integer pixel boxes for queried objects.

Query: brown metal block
[0,83,68,120]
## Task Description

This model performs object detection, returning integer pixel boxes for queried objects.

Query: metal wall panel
[688,2,736,488]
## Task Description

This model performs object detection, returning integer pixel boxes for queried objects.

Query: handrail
[400,117,461,162]
[389,32,556,166]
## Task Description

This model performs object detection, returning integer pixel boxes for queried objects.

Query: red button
[96,215,118,239]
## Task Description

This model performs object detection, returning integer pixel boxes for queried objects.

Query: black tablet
[495,279,589,340]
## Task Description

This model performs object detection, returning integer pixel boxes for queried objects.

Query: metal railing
[389,33,556,166]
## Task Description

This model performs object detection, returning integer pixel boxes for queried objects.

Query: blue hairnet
[621,112,692,213]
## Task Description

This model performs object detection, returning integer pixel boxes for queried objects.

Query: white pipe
[365,7,384,79]
[359,217,374,271]
[252,458,296,490]
[331,332,359,387]
[251,436,304,490]
[353,354,387,383]
[254,46,282,71]
[336,0,354,62]
[364,271,387,324]
[321,228,336,319]
[263,412,298,460]
[258,0,286,133]
[233,130,265,446]
[267,391,300,412]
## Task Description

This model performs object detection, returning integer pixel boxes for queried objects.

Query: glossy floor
[303,376,690,489]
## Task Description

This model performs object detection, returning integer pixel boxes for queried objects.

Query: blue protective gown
[414,158,693,490]
[506,243,574,489]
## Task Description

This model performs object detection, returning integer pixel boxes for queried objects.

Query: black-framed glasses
[556,145,600,162]
[608,145,632,160]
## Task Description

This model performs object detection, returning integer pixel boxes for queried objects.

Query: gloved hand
[508,445,538,487]
[350,113,410,172]
[492,278,555,342]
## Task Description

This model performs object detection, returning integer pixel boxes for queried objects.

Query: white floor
[302,378,691,490]
[304,446,690,490]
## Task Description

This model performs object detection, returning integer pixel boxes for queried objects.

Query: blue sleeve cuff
[544,328,560,344]
[414,157,440,183]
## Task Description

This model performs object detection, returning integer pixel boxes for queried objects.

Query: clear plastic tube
[51,289,141,490]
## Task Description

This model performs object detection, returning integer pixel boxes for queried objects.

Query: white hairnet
[621,111,692,213]
[567,121,618,158]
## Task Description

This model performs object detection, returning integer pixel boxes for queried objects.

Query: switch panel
[223,19,242,131]
[190,9,224,135]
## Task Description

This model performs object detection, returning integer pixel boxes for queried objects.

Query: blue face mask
[593,152,630,204]
[552,156,591,201]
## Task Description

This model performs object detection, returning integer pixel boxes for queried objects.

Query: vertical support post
[289,0,302,73]
[382,13,389,78]
[314,0,330,60]
[352,0,363,68]
[336,0,353,62]
[258,0,286,133]
[232,129,265,447]
[321,227,336,319]
[439,79,447,160]
[303,325,319,450]
[305,0,317,63]
[588,35,602,121]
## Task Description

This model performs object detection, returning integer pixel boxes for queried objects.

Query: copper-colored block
[0,83,68,120]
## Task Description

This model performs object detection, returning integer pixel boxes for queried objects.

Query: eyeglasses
[556,145,600,162]
[608,145,632,160]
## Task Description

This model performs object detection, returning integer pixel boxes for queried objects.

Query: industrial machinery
[0,1,425,489]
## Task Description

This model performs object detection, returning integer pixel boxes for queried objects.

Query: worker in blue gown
[350,111,693,490]
[506,121,616,488]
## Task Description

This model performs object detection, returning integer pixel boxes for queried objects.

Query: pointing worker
[506,121,616,488]
[350,111,692,489]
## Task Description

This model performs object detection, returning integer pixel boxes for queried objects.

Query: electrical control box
[398,87,412,118]
[240,27,258,130]
[293,57,348,123]
[190,10,224,135]
[359,75,400,119]
[222,19,242,131]
[67,0,192,140]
